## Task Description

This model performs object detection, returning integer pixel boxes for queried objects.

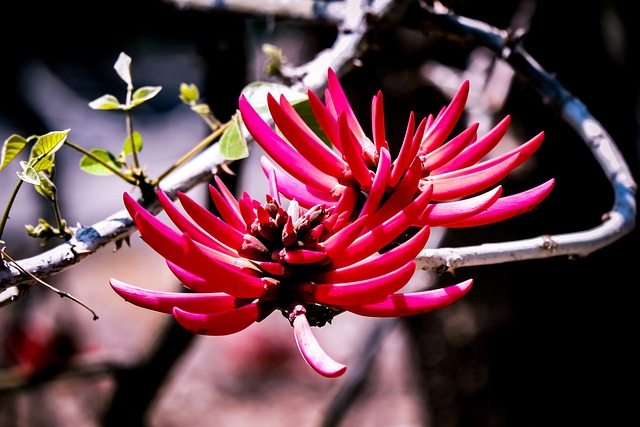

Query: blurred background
[0,0,638,426]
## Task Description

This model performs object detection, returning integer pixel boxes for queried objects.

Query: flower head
[111,176,472,377]
[111,68,553,378]
[238,68,554,228]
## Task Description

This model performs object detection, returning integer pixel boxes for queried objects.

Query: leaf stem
[151,119,232,186]
[0,180,24,241]
[64,140,138,184]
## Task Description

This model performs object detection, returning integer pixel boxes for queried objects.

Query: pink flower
[238,68,554,228]
[110,176,472,378]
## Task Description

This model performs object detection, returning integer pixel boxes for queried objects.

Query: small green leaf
[89,94,122,110]
[131,86,162,106]
[180,83,200,104]
[114,52,133,87]
[31,130,69,159]
[32,157,55,173]
[79,148,122,175]
[219,113,248,161]
[1,134,28,170]
[34,171,56,202]
[16,161,40,185]
[122,132,143,156]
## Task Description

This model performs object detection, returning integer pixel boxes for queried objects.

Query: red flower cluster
[111,68,553,377]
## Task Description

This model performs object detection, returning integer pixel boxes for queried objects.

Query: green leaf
[1,134,28,170]
[114,52,133,87]
[29,129,69,173]
[34,171,56,202]
[79,148,122,175]
[89,94,122,110]
[131,86,162,107]
[122,132,143,156]
[16,161,40,185]
[219,113,248,161]
[179,83,200,104]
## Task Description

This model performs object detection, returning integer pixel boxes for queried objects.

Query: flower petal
[292,308,347,378]
[172,304,259,336]
[420,80,469,153]
[343,279,473,317]
[239,94,339,193]
[434,115,511,174]
[176,191,245,250]
[109,278,236,314]
[306,261,416,306]
[321,226,430,283]
[445,178,555,227]
[417,186,502,227]
[269,93,346,178]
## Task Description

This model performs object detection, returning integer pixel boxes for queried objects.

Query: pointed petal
[307,261,416,306]
[372,91,389,152]
[344,279,473,317]
[166,261,226,293]
[172,304,259,336]
[307,89,341,151]
[158,189,230,253]
[181,235,265,298]
[281,248,328,264]
[176,191,244,250]
[425,153,521,201]
[389,114,426,187]
[420,80,469,153]
[366,159,424,231]
[269,94,346,177]
[434,131,544,179]
[421,123,479,172]
[332,187,432,268]
[360,147,391,217]
[321,226,430,283]
[445,179,555,227]
[260,157,337,208]
[239,94,339,193]
[322,214,369,258]
[339,112,373,188]
[208,180,246,231]
[434,115,511,174]
[417,186,502,227]
[109,278,236,314]
[292,309,347,378]
[327,67,365,141]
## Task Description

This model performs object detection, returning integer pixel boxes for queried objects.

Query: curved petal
[421,123,479,172]
[434,115,511,174]
[327,67,365,141]
[339,112,373,189]
[260,157,338,208]
[417,186,503,227]
[420,80,469,153]
[269,93,346,178]
[109,278,235,314]
[320,226,430,283]
[343,279,473,317]
[239,94,339,193]
[292,309,347,378]
[176,191,244,250]
[445,179,555,227]
[172,304,259,336]
[305,261,416,306]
